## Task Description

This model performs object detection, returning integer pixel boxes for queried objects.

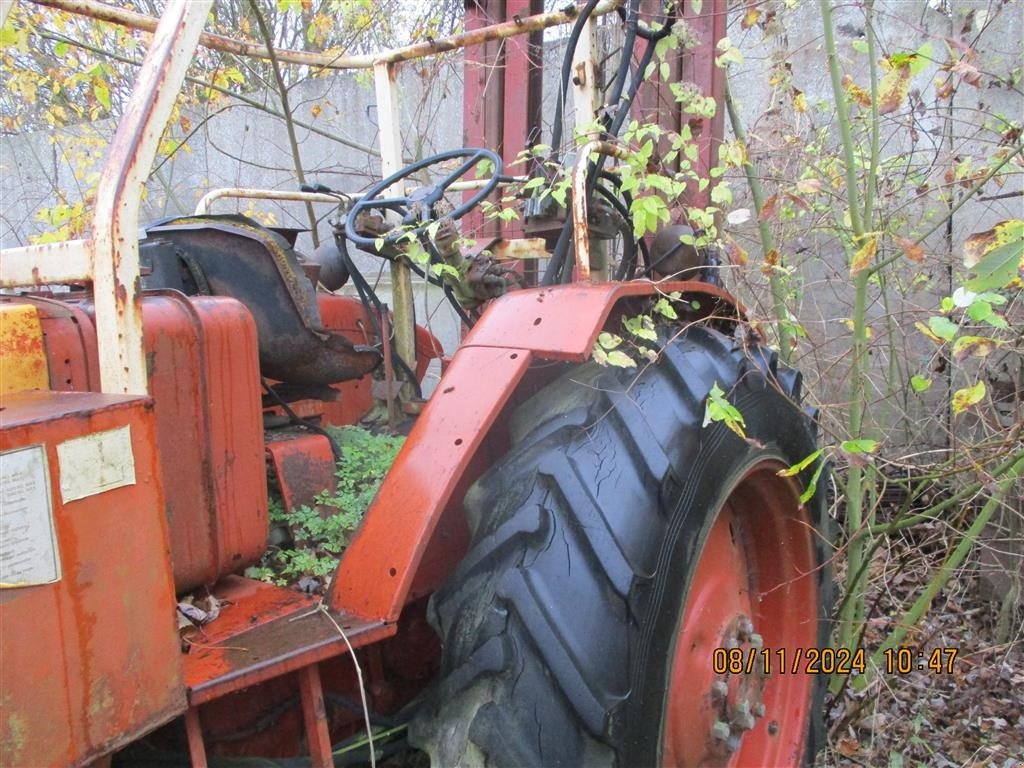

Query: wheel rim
[661,461,819,767]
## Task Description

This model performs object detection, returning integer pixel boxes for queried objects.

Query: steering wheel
[345,147,503,249]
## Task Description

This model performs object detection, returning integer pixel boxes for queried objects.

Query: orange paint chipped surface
[0,303,49,395]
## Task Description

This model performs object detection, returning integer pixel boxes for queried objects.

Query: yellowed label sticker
[1,445,61,588]
[57,425,136,503]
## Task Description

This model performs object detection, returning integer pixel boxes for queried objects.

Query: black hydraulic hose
[337,237,383,337]
[617,0,677,40]
[541,222,573,285]
[261,379,342,462]
[608,30,659,137]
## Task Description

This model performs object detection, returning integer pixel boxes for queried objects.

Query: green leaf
[927,315,958,342]
[841,439,879,455]
[93,83,110,110]
[910,375,932,392]
[703,382,746,438]
[653,298,678,320]
[799,461,826,505]
[430,263,460,280]
[983,313,1009,330]
[623,314,657,341]
[597,332,622,350]
[710,182,732,206]
[965,240,1023,291]
[911,42,933,75]
[777,449,823,477]
[0,21,29,51]
[966,298,993,322]
[606,350,636,368]
[54,41,69,57]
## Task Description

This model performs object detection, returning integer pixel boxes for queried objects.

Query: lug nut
[753,702,766,718]
[748,632,764,648]
[711,720,731,742]
[712,680,729,701]
[737,617,754,640]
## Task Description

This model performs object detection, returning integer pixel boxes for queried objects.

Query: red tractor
[0,1,830,766]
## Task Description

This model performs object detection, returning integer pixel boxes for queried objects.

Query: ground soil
[818,516,1023,768]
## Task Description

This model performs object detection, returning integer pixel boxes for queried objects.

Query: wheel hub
[660,463,819,767]
[708,615,768,757]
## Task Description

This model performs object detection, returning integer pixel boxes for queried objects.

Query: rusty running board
[183,576,394,706]
[181,576,393,767]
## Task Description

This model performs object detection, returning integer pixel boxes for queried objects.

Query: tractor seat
[140,214,380,386]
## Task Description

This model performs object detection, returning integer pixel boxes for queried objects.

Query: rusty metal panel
[462,281,741,359]
[0,303,49,394]
[183,576,393,705]
[331,345,533,621]
[0,391,184,766]
[24,296,103,392]
[75,292,267,592]
[267,434,336,513]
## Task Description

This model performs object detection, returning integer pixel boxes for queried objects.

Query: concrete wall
[722,0,1022,450]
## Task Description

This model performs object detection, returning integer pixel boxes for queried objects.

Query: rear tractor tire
[410,325,831,767]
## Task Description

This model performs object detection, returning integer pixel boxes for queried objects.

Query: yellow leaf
[850,235,878,275]
[741,6,760,28]
[793,89,807,113]
[952,336,998,360]
[842,74,872,107]
[952,380,986,414]
[720,139,748,169]
[877,61,911,114]
[964,220,1022,268]
[311,103,322,118]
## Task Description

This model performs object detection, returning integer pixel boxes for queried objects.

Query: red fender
[330,281,742,622]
